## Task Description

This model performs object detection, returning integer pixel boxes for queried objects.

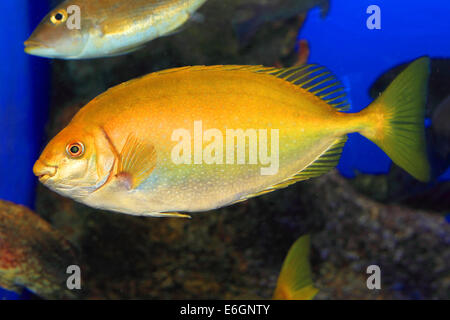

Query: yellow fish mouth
[33,160,57,183]
[38,175,51,184]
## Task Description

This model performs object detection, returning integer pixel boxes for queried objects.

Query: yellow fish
[34,58,430,217]
[273,235,318,300]
[24,0,208,59]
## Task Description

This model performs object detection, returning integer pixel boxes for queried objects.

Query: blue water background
[299,0,450,180]
[0,0,50,299]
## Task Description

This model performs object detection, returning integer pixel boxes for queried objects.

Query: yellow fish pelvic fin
[141,212,192,219]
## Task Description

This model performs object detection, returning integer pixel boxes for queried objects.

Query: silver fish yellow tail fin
[273,235,318,300]
[358,57,431,182]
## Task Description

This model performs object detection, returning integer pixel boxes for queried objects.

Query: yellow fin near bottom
[273,235,318,300]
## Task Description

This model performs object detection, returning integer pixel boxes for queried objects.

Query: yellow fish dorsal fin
[117,134,157,190]
[148,64,350,111]
[232,136,347,204]
[115,65,349,112]
[256,64,350,111]
[273,235,319,300]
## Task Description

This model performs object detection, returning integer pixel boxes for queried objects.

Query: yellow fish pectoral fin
[116,134,157,190]
[273,235,319,300]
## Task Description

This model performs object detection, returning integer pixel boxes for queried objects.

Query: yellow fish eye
[50,10,68,25]
[66,142,85,158]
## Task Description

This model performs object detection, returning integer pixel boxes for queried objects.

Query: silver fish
[24,0,208,59]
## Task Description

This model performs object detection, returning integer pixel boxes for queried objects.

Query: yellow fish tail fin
[273,235,318,300]
[359,57,431,182]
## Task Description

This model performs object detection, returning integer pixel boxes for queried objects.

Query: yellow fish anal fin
[117,134,157,190]
[273,235,318,300]
[232,136,347,204]
[285,135,347,182]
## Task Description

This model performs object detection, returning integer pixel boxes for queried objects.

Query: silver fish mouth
[24,40,49,50]
[24,39,61,58]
